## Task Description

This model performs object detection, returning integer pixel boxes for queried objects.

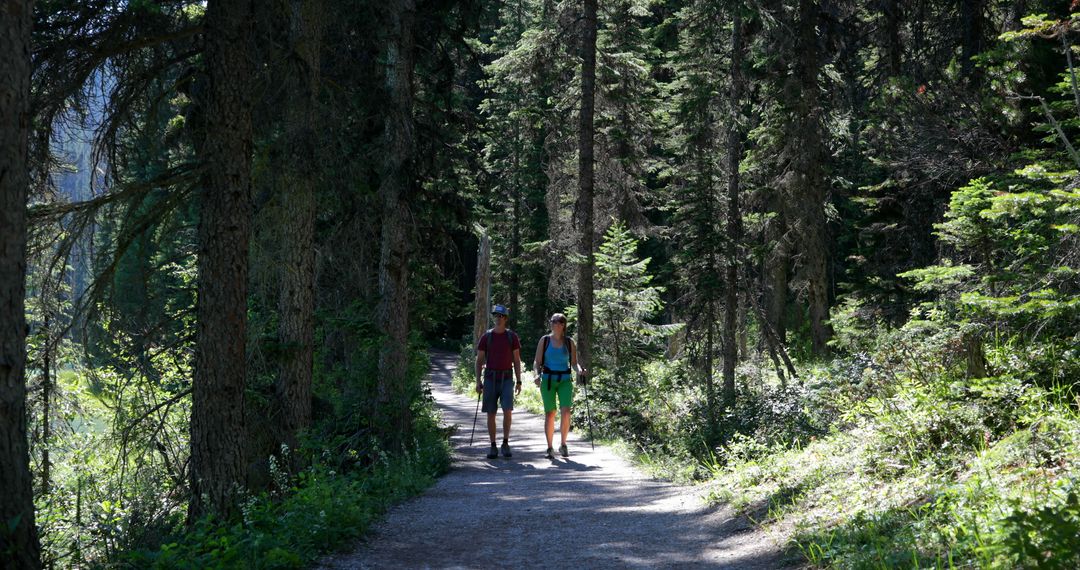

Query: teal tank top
[543,336,571,372]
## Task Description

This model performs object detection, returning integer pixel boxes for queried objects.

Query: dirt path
[317,352,792,569]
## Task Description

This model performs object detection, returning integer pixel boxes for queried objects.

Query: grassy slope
[705,381,1080,568]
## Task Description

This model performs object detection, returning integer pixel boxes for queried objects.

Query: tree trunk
[509,163,521,329]
[376,0,417,443]
[41,314,51,494]
[705,310,714,425]
[1003,0,1026,32]
[764,214,789,345]
[882,0,901,76]
[790,0,832,356]
[960,0,984,80]
[473,232,491,347]
[190,0,256,522]
[723,4,745,409]
[575,0,598,373]
[964,331,988,379]
[0,0,42,566]
[276,0,323,454]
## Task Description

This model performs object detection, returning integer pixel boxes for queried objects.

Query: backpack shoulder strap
[483,329,493,365]
[541,334,551,369]
[566,336,574,360]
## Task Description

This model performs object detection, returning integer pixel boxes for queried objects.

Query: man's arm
[513,348,523,394]
[475,350,485,394]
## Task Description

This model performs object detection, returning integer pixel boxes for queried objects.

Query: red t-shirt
[477,329,520,370]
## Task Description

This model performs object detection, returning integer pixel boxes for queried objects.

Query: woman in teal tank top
[532,313,588,459]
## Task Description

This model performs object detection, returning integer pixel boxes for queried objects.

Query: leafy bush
[1001,485,1080,569]
[124,406,450,569]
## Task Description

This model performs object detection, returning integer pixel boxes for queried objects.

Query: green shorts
[540,373,574,413]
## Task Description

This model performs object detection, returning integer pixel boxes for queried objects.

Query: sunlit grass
[704,383,1080,569]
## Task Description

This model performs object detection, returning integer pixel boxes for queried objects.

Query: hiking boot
[545,447,555,459]
[559,444,569,457]
[487,444,498,459]
[501,442,512,458]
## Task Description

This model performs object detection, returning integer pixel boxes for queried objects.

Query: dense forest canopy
[1,0,1078,567]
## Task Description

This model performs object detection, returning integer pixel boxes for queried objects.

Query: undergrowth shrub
[1001,483,1080,569]
[125,403,450,569]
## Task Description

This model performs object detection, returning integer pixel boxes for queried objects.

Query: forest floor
[317,351,797,569]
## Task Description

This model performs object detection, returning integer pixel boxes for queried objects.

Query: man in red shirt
[475,304,523,458]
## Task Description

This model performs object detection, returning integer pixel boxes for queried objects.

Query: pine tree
[593,221,668,374]
[275,0,323,456]
[595,0,658,228]
[376,0,417,443]
[0,1,43,565]
[189,0,257,522]
[577,0,599,375]
[479,0,558,335]
[722,1,746,408]
[663,0,728,416]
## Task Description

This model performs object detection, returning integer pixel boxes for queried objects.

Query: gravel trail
[317,351,792,569]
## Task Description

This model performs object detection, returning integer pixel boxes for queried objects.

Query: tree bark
[705,310,715,422]
[575,0,598,373]
[1003,0,1026,32]
[723,4,745,409]
[509,165,521,330]
[473,232,491,348]
[882,0,902,76]
[376,0,417,443]
[190,0,256,522]
[764,209,789,345]
[960,0,984,80]
[276,0,323,454]
[0,0,42,566]
[787,0,832,356]
[41,314,51,494]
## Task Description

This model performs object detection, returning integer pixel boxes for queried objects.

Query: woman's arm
[570,339,586,376]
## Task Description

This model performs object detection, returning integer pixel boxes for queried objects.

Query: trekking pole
[581,374,595,451]
[469,389,481,446]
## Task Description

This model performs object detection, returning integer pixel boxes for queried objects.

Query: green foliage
[702,306,1080,569]
[31,366,190,566]
[592,221,674,373]
[124,411,450,569]
[1001,485,1080,569]
[899,170,1080,389]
